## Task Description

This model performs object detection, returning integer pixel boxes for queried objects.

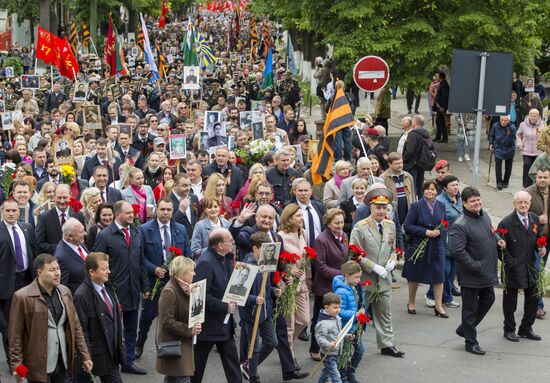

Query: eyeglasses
[150,119,158,122]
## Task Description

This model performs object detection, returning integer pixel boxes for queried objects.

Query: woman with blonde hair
[15,162,33,179]
[201,173,236,219]
[234,163,265,204]
[277,203,310,370]
[156,256,200,382]
[35,181,56,205]
[322,160,351,209]
[79,186,102,231]
[121,167,156,223]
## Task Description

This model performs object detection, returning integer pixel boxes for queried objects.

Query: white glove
[385,259,397,272]
[373,264,388,279]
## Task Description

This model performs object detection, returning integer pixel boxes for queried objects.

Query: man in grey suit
[93,165,123,204]
[338,157,383,204]
[350,186,404,358]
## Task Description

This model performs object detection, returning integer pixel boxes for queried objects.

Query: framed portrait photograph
[73,81,89,102]
[227,135,236,151]
[524,77,535,93]
[200,131,210,150]
[307,139,319,163]
[292,144,304,167]
[188,279,206,328]
[183,66,200,90]
[53,136,74,165]
[169,134,187,159]
[20,74,40,89]
[83,105,102,129]
[0,100,5,113]
[207,121,228,147]
[118,123,133,135]
[204,111,221,131]
[1,112,14,131]
[239,111,253,130]
[258,242,281,272]
[252,121,264,140]
[222,262,259,306]
[110,83,122,99]
[4,67,14,78]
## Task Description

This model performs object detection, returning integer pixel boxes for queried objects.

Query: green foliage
[2,57,24,77]
[252,0,550,93]
[1,0,39,23]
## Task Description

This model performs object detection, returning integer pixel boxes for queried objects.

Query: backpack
[415,130,437,171]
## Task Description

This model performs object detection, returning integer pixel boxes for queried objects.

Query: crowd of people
[0,4,548,383]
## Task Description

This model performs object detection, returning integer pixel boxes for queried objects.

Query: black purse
[156,340,182,359]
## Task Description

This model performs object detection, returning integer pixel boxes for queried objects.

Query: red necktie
[77,246,86,260]
[101,288,114,317]
[60,212,66,226]
[122,227,131,248]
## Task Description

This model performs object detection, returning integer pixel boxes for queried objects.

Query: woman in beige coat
[322,160,352,209]
[156,256,201,383]
[277,203,311,370]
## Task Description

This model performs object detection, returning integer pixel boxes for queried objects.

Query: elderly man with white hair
[338,157,383,205]
[55,217,89,293]
[496,190,546,342]
[488,114,517,190]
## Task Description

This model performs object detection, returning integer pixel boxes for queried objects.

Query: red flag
[104,14,116,77]
[36,25,61,66]
[58,37,79,80]
[159,0,168,28]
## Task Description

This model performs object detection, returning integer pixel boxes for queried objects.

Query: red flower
[361,280,372,287]
[169,246,183,256]
[536,235,547,248]
[132,204,141,216]
[15,365,29,378]
[68,197,83,213]
[440,219,449,228]
[236,156,245,165]
[356,312,371,325]
[273,271,286,285]
[304,246,317,260]
[495,228,508,236]
[11,172,16,179]
[230,200,242,209]
[279,251,298,265]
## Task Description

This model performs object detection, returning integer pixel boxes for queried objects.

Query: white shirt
[158,219,171,260]
[191,181,203,200]
[63,239,87,258]
[397,130,410,155]
[4,221,28,270]
[115,221,130,239]
[297,200,322,241]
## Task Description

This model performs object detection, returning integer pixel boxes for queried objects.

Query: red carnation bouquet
[68,197,83,213]
[348,244,366,262]
[131,204,141,228]
[150,246,183,300]
[536,235,548,298]
[410,219,449,264]
[338,310,371,369]
[14,364,29,381]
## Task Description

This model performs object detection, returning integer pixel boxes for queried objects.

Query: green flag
[184,21,199,66]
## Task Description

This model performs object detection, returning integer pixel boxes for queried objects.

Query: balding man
[338,157,383,205]
[193,228,242,383]
[497,191,545,342]
[230,204,280,258]
[55,218,89,294]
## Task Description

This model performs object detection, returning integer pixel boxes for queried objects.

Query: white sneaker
[465,154,471,161]
[458,156,463,162]
[444,300,461,308]
[425,294,435,308]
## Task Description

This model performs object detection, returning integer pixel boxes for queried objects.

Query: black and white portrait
[1,112,13,131]
[258,242,281,272]
[252,121,264,140]
[200,131,210,150]
[4,67,14,78]
[73,82,89,102]
[204,111,221,131]
[183,66,200,90]
[240,111,252,129]
[223,262,259,306]
[208,121,228,147]
[189,279,206,327]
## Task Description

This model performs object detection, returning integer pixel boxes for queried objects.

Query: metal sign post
[472,52,488,187]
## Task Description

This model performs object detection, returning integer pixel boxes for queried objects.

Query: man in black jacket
[497,191,545,342]
[434,71,450,143]
[403,115,430,200]
[449,187,506,355]
[74,252,125,383]
[202,146,244,200]
[44,82,68,112]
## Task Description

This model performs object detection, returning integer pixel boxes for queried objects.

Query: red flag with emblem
[58,37,80,80]
[159,0,168,28]
[36,25,61,66]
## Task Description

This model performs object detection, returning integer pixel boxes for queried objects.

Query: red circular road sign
[353,56,390,92]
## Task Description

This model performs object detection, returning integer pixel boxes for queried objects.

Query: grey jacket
[449,209,499,288]
[191,217,231,257]
[315,309,343,356]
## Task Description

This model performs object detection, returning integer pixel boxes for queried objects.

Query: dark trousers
[137,293,160,347]
[408,166,425,200]
[192,339,242,383]
[274,315,297,375]
[375,118,389,135]
[406,90,421,113]
[244,319,278,378]
[29,372,66,383]
[427,256,454,303]
[495,157,513,185]
[503,285,538,333]
[522,155,537,188]
[76,368,123,383]
[458,286,495,345]
[122,309,139,366]
[435,110,448,141]
[309,295,324,354]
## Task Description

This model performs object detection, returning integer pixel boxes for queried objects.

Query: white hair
[62,217,84,237]
[513,190,532,201]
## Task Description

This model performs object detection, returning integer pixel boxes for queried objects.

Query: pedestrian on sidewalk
[433,72,449,143]
[517,109,543,188]
[489,115,517,190]
[456,113,475,162]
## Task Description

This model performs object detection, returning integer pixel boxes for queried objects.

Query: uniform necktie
[163,225,171,260]
[60,212,66,226]
[101,288,114,317]
[77,246,86,260]
[306,206,315,246]
[122,227,131,247]
[378,223,384,237]
[12,226,25,272]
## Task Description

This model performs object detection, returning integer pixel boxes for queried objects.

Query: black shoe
[121,364,147,375]
[414,110,419,114]
[391,271,397,283]
[503,182,509,188]
[380,346,405,357]
[293,358,301,371]
[451,287,461,297]
[504,331,520,342]
[135,345,143,359]
[465,344,485,355]
[407,304,416,315]
[455,326,464,338]
[497,183,503,190]
[434,308,449,318]
[282,371,309,381]
[518,329,542,341]
[297,329,309,341]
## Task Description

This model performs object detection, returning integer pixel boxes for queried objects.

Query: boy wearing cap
[350,186,404,358]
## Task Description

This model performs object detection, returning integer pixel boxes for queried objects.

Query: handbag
[156,340,182,359]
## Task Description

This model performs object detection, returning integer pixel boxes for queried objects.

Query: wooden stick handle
[310,352,330,378]
[247,272,268,360]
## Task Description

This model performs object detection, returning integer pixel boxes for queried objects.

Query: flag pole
[34,57,38,75]
[89,38,99,57]
[50,66,54,91]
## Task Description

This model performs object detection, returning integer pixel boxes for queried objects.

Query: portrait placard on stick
[258,242,281,272]
[189,279,206,328]
[53,136,74,165]
[222,262,259,307]
[169,134,187,159]
[83,105,101,129]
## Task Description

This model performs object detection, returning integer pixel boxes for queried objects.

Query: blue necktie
[12,226,25,272]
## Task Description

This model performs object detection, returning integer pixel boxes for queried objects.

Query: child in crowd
[333,261,367,383]
[315,292,344,383]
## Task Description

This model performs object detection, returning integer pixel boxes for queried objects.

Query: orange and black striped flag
[155,42,168,80]
[69,22,78,55]
[82,23,90,46]
[311,87,355,185]
[137,22,145,52]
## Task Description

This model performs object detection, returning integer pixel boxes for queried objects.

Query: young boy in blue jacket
[333,261,367,383]
[239,232,281,383]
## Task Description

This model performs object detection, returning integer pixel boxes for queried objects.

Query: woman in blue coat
[403,180,448,318]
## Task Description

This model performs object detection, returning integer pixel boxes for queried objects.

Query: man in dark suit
[0,199,37,356]
[132,119,155,159]
[93,165,123,204]
[135,198,190,358]
[74,252,125,383]
[434,71,450,143]
[35,184,86,254]
[293,179,325,247]
[156,100,177,128]
[228,267,250,296]
[12,180,37,229]
[201,146,244,200]
[497,191,544,342]
[31,146,47,181]
[81,138,121,185]
[170,173,200,241]
[44,82,68,112]
[193,228,242,383]
[94,201,149,375]
[56,218,89,294]
[116,131,144,169]
[243,182,282,230]
[36,157,61,191]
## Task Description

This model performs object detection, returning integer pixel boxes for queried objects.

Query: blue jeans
[318,354,342,383]
[339,337,365,380]
[407,166,425,200]
[457,135,474,158]
[334,128,352,161]
[427,256,454,304]
[122,309,139,365]
[244,319,278,378]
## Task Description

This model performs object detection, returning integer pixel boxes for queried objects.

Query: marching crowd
[0,5,549,383]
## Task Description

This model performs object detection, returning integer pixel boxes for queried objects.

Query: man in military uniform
[4,83,19,111]
[278,71,301,111]
[350,185,405,358]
